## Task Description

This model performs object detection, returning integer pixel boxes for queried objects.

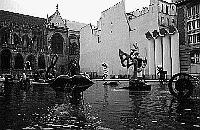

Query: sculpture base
[128,79,151,91]
[103,81,119,86]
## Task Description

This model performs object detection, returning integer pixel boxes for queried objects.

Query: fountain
[119,47,151,91]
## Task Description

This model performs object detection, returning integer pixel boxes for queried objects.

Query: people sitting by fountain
[20,73,30,91]
[3,76,12,97]
[33,71,40,82]
[157,65,167,84]
[69,89,82,106]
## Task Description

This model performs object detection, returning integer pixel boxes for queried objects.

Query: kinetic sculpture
[168,73,195,100]
[45,54,59,79]
[119,47,150,91]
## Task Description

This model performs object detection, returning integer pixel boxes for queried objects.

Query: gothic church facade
[0,6,80,76]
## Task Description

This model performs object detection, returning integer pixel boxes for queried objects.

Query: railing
[84,72,171,80]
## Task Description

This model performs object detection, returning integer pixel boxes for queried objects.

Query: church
[0,5,82,76]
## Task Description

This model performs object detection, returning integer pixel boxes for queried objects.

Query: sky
[0,0,171,25]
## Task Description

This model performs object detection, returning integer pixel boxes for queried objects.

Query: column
[146,31,155,78]
[148,38,155,76]
[162,34,172,77]
[171,32,180,75]
[155,36,163,75]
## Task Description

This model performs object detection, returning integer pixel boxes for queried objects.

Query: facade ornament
[169,25,176,35]
[152,30,160,38]
[145,31,153,40]
[159,28,168,36]
[56,4,58,11]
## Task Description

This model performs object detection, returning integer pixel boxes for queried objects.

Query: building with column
[128,0,179,79]
[173,0,200,74]
[0,5,83,76]
[80,0,179,79]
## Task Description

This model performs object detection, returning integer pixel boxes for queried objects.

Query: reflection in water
[0,81,200,129]
[84,82,200,130]
[168,98,200,129]
[0,83,104,130]
[124,91,148,129]
[103,85,109,108]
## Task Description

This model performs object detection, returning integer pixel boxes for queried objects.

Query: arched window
[50,33,64,54]
[14,53,24,69]
[0,49,12,71]
[26,54,36,70]
[22,35,30,49]
[37,36,42,52]
[0,27,10,46]
[13,33,21,45]
[38,55,46,69]
[69,35,79,55]
[32,35,37,51]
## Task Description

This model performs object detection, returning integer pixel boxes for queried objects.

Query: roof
[48,10,60,22]
[47,7,66,28]
[174,0,197,6]
[65,20,87,31]
[0,10,46,27]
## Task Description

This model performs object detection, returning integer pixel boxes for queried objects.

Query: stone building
[0,10,47,75]
[0,5,81,76]
[173,0,200,74]
[80,0,179,78]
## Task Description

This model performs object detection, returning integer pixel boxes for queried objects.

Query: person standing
[102,62,109,80]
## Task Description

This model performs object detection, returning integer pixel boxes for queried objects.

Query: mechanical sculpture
[168,73,198,100]
[119,46,150,91]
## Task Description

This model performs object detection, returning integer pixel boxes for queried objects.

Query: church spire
[56,4,58,11]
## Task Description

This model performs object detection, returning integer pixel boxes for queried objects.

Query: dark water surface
[0,81,200,130]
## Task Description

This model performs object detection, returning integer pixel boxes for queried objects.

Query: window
[188,7,191,17]
[188,35,192,43]
[166,5,169,14]
[193,34,197,43]
[69,38,79,55]
[172,5,174,11]
[197,20,200,28]
[195,53,200,63]
[187,22,192,30]
[197,33,200,42]
[192,6,196,16]
[191,53,195,63]
[191,53,200,64]
[167,18,170,26]
[98,36,101,43]
[196,5,199,14]
[172,19,175,24]
[161,17,164,25]
[192,21,196,29]
[197,57,199,63]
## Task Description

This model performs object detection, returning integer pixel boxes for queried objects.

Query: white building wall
[80,0,129,76]
[80,24,101,74]
[98,0,130,75]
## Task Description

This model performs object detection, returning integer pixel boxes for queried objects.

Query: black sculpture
[50,74,94,94]
[45,54,58,79]
[119,48,150,91]
[168,73,194,100]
